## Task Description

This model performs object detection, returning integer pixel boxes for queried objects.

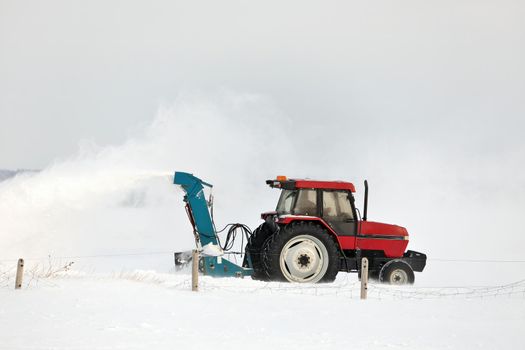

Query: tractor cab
[266,176,358,236]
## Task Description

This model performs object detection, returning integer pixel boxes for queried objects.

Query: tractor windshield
[276,189,318,216]
[276,189,297,214]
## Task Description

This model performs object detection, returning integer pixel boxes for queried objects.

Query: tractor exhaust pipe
[363,180,369,221]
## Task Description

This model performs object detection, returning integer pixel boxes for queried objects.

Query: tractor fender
[276,215,344,251]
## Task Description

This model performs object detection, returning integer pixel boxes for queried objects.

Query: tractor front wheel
[379,260,415,285]
[262,222,339,283]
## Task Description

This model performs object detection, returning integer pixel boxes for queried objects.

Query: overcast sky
[1,0,524,262]
[1,0,523,169]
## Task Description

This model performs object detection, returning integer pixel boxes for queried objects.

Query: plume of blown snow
[0,92,295,271]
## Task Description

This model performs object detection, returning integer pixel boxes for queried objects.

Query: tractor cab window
[276,189,318,216]
[276,189,297,214]
[323,191,354,221]
[293,189,317,216]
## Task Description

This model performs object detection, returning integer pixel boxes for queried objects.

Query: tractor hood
[359,221,409,239]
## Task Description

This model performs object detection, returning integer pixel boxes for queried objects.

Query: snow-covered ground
[1,263,524,350]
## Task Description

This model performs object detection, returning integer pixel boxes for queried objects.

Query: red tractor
[243,176,426,284]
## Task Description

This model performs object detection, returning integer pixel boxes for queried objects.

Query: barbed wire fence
[2,251,525,300]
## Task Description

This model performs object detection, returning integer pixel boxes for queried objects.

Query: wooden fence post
[15,258,24,290]
[360,257,368,300]
[192,250,199,292]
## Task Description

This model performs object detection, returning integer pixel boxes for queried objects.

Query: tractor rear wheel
[262,222,339,283]
[379,260,415,285]
[243,222,274,280]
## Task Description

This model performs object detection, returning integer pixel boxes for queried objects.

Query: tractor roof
[266,176,356,192]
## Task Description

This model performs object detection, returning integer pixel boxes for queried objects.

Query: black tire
[262,221,340,283]
[243,222,274,281]
[379,260,415,285]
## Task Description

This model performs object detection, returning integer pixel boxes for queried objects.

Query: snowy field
[1,259,524,350]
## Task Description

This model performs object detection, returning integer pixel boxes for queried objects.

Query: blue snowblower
[173,171,253,278]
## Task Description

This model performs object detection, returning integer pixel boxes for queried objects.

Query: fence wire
[367,279,525,300]
[194,276,525,300]
[2,252,525,300]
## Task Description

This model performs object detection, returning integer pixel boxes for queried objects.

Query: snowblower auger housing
[173,172,253,278]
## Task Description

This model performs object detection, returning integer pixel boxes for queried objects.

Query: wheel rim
[389,268,409,284]
[279,235,329,283]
